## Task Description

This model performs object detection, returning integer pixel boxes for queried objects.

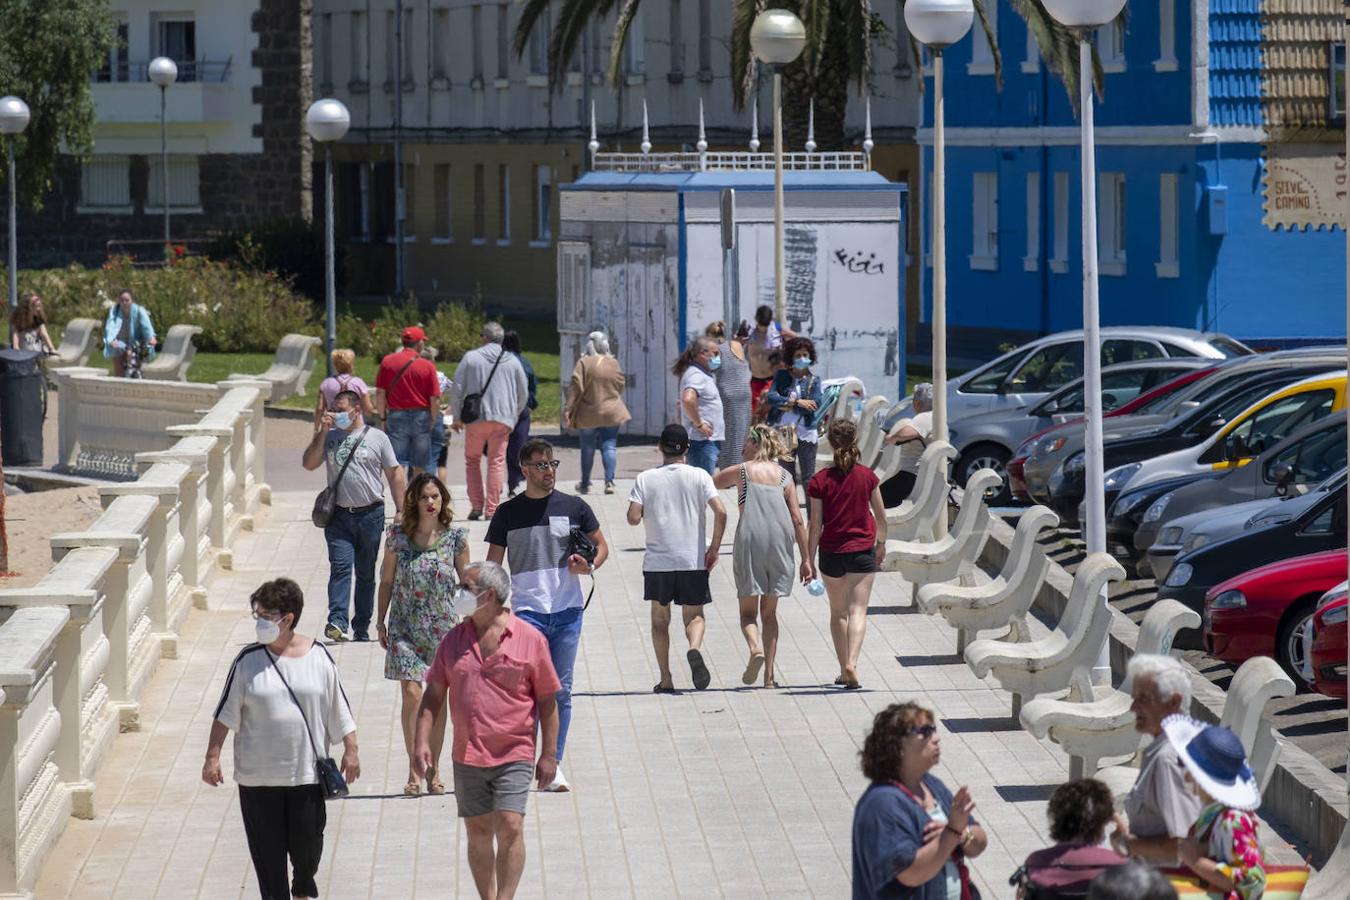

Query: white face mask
[451,587,483,618]
[255,616,283,645]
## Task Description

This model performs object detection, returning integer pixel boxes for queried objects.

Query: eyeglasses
[904,724,938,740]
[251,610,283,623]
[528,460,561,471]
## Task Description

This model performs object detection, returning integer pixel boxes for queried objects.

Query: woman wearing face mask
[672,335,726,475]
[203,578,360,900]
[375,472,468,796]
[767,337,825,491]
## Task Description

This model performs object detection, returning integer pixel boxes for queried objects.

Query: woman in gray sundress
[707,320,753,468]
[375,472,468,797]
[713,424,813,688]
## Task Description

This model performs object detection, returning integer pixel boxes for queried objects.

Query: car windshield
[1208,336,1253,358]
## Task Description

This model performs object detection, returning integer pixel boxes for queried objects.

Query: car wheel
[957,444,1012,507]
[1277,598,1318,692]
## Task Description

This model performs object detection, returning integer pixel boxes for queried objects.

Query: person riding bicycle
[104,290,157,377]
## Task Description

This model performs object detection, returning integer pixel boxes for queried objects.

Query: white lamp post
[0,96,29,317]
[906,0,974,447]
[1043,0,1127,686]
[306,99,351,377]
[148,57,178,257]
[750,9,807,326]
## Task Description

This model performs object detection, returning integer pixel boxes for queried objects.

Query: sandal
[833,676,848,686]
[403,776,422,797]
[742,653,766,685]
[426,766,446,795]
[764,679,780,689]
[653,682,678,694]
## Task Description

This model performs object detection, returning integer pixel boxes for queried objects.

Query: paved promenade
[36,479,1304,898]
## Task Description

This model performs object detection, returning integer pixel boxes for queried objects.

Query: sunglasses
[905,724,938,740]
[528,459,561,471]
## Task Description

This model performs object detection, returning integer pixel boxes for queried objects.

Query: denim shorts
[386,409,431,470]
[453,760,534,818]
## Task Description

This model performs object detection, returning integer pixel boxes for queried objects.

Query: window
[401,163,416,239]
[1024,173,1039,271]
[698,0,712,76]
[95,18,129,82]
[146,156,201,211]
[624,6,646,77]
[1102,339,1164,364]
[385,9,413,88]
[1264,423,1347,486]
[1010,342,1085,393]
[590,20,604,75]
[371,163,395,241]
[78,157,131,212]
[497,4,509,81]
[1213,390,1337,462]
[961,352,1026,394]
[497,164,511,244]
[528,14,548,77]
[1045,368,1154,415]
[1156,0,1178,70]
[969,2,995,73]
[1332,43,1346,120]
[533,165,553,244]
[1022,26,1040,74]
[350,11,368,90]
[669,0,684,77]
[473,163,486,242]
[318,13,333,89]
[1099,172,1126,275]
[1157,173,1179,278]
[471,5,484,83]
[971,172,998,270]
[434,164,452,242]
[1097,18,1125,72]
[1052,172,1069,273]
[432,9,450,83]
[1297,500,1345,539]
[344,163,370,241]
[155,17,196,79]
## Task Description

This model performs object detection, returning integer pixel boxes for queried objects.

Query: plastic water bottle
[806,578,825,597]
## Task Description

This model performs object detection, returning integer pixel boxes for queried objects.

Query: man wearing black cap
[626,424,728,692]
[375,325,441,475]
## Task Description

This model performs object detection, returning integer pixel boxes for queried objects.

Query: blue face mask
[708,355,722,371]
[793,358,810,370]
[334,411,353,430]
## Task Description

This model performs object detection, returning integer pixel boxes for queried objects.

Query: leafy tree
[0,0,115,207]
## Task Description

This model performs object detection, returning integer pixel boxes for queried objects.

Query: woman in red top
[807,419,887,689]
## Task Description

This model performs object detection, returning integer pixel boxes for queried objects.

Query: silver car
[946,358,1210,505]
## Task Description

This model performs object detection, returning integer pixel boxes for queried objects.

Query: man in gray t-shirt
[302,390,406,643]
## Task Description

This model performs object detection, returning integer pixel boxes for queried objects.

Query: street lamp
[306,98,351,377]
[905,0,974,447]
[148,57,178,258]
[750,8,806,326]
[1043,0,1127,685]
[0,96,29,317]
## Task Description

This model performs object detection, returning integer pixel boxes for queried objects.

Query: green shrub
[206,217,341,302]
[337,295,485,364]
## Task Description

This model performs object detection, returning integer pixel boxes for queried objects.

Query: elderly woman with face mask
[564,329,630,494]
[880,383,935,508]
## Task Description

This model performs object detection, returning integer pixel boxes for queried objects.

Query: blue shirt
[103,303,156,358]
[852,776,977,900]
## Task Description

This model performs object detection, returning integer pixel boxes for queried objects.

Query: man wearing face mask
[673,335,726,475]
[414,561,560,900]
[303,390,407,643]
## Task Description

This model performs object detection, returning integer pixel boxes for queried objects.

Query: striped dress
[715,342,753,468]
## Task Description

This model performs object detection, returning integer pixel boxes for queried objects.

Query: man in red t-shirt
[375,326,441,474]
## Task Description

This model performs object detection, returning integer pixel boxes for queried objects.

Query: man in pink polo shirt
[414,559,560,900]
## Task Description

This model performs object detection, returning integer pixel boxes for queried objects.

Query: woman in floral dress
[376,472,468,796]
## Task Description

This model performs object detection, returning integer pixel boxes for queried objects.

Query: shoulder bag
[460,349,505,425]
[312,426,369,528]
[567,525,598,610]
[379,353,420,425]
[263,649,350,799]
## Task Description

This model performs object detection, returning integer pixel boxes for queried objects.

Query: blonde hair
[745,424,786,462]
[704,320,726,341]
[330,348,356,375]
[828,419,861,474]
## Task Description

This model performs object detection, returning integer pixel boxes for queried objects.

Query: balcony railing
[592,150,870,173]
[92,57,232,85]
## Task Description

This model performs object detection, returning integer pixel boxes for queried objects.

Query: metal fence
[92,58,233,85]
[592,150,869,173]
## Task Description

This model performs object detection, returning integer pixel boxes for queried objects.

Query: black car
[1048,365,1339,527]
[1157,480,1348,645]
[1104,473,1220,573]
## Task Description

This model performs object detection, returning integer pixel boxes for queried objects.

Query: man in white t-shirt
[627,424,728,692]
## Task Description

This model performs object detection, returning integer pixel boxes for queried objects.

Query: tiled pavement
[37,481,1305,899]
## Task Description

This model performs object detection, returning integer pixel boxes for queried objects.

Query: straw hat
[1163,716,1261,811]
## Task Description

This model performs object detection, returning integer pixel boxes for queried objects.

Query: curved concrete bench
[883,468,999,600]
[225,333,322,403]
[46,318,100,372]
[1019,598,1201,778]
[965,552,1126,718]
[917,505,1061,653]
[1097,655,1296,802]
[824,377,866,428]
[873,441,904,484]
[856,395,892,468]
[887,441,957,542]
[140,324,201,382]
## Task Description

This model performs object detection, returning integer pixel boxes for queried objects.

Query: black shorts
[644,570,712,606]
[818,548,878,578]
[437,441,448,467]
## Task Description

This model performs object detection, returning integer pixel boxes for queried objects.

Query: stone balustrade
[0,371,270,896]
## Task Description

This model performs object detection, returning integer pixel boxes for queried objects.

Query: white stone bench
[45,318,100,372]
[887,441,957,542]
[825,377,865,426]
[917,505,1061,653]
[225,333,322,403]
[1019,598,1202,779]
[883,468,999,600]
[140,324,201,382]
[0,607,69,895]
[856,395,892,468]
[873,441,904,484]
[1096,656,1296,802]
[965,552,1126,718]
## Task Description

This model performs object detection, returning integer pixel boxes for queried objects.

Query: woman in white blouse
[203,578,360,900]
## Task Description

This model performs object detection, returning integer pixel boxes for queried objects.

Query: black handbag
[312,427,369,528]
[264,649,350,799]
[567,526,598,610]
[460,349,505,425]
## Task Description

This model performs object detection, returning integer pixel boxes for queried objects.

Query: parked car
[1101,473,1219,573]
[1309,582,1348,698]
[1158,478,1347,641]
[1203,549,1347,689]
[1021,349,1345,514]
[1133,413,1346,567]
[947,359,1208,506]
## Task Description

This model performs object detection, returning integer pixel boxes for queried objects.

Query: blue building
[917,0,1346,361]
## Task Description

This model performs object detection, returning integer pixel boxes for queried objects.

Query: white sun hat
[1163,715,1261,812]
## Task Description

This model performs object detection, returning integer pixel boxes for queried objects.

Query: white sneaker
[544,767,571,793]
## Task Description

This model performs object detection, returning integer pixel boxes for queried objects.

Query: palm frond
[841,0,873,96]
[971,0,1004,89]
[512,0,626,89]
[512,0,554,60]
[798,0,832,81]
[606,0,643,87]
[730,0,767,110]
[1010,0,1110,114]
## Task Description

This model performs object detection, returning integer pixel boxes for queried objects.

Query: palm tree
[515,0,1101,151]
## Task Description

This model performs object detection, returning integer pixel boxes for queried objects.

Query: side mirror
[996,381,1011,396]
[1039,399,1059,415]
[1225,434,1247,461]
[1273,462,1296,496]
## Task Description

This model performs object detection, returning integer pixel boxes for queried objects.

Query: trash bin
[0,348,44,467]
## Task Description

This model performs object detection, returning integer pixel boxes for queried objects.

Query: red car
[1310,582,1348,698]
[1007,366,1219,502]
[1203,548,1348,690]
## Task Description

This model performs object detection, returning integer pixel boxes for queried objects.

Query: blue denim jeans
[386,409,431,472]
[428,418,447,472]
[688,439,722,475]
[324,505,385,637]
[513,605,583,763]
[506,409,532,492]
[578,425,619,488]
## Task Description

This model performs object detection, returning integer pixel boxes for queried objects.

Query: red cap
[402,326,426,344]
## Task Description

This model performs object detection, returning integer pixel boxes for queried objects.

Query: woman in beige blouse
[564,330,630,494]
